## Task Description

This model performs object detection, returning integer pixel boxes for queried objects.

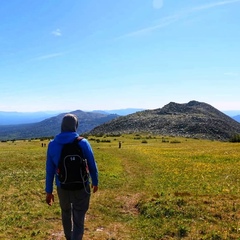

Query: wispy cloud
[34,52,64,61]
[191,0,240,11]
[52,29,62,37]
[117,14,180,39]
[119,0,240,38]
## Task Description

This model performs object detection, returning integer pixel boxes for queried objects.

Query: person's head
[61,114,79,132]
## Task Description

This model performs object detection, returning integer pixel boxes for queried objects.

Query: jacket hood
[54,132,79,145]
[61,114,78,132]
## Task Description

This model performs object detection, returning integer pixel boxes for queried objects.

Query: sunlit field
[0,135,240,239]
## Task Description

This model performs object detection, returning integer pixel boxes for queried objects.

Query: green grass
[0,135,240,239]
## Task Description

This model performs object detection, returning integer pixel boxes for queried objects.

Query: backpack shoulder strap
[77,136,84,141]
[73,136,84,144]
[72,137,84,154]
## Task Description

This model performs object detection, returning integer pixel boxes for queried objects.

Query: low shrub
[229,134,240,142]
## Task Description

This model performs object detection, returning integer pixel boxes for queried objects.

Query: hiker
[45,113,98,240]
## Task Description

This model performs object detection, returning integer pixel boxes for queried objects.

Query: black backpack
[57,137,89,190]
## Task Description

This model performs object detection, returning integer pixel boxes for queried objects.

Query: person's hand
[92,185,98,193]
[46,193,54,206]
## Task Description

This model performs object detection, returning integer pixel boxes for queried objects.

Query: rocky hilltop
[88,101,240,141]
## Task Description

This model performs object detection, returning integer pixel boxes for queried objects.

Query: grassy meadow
[0,135,240,239]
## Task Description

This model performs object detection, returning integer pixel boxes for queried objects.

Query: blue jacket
[45,131,98,193]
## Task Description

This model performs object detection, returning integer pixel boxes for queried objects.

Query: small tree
[229,134,240,143]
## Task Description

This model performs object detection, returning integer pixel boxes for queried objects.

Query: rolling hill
[1,101,239,141]
[88,101,240,141]
[0,110,119,141]
[0,108,145,125]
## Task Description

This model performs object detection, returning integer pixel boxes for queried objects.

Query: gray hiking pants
[57,185,91,240]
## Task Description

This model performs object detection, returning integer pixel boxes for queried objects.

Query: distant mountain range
[0,108,143,125]
[232,115,240,122]
[0,102,239,141]
[0,108,239,125]
[0,111,63,125]
[89,101,240,141]
[222,110,240,117]
[222,110,240,123]
[0,111,118,141]
[92,108,144,116]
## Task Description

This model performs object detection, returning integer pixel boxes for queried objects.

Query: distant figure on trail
[45,114,99,240]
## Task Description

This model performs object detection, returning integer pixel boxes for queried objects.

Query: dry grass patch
[116,193,143,216]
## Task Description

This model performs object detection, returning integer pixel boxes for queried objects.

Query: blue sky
[1,0,239,112]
